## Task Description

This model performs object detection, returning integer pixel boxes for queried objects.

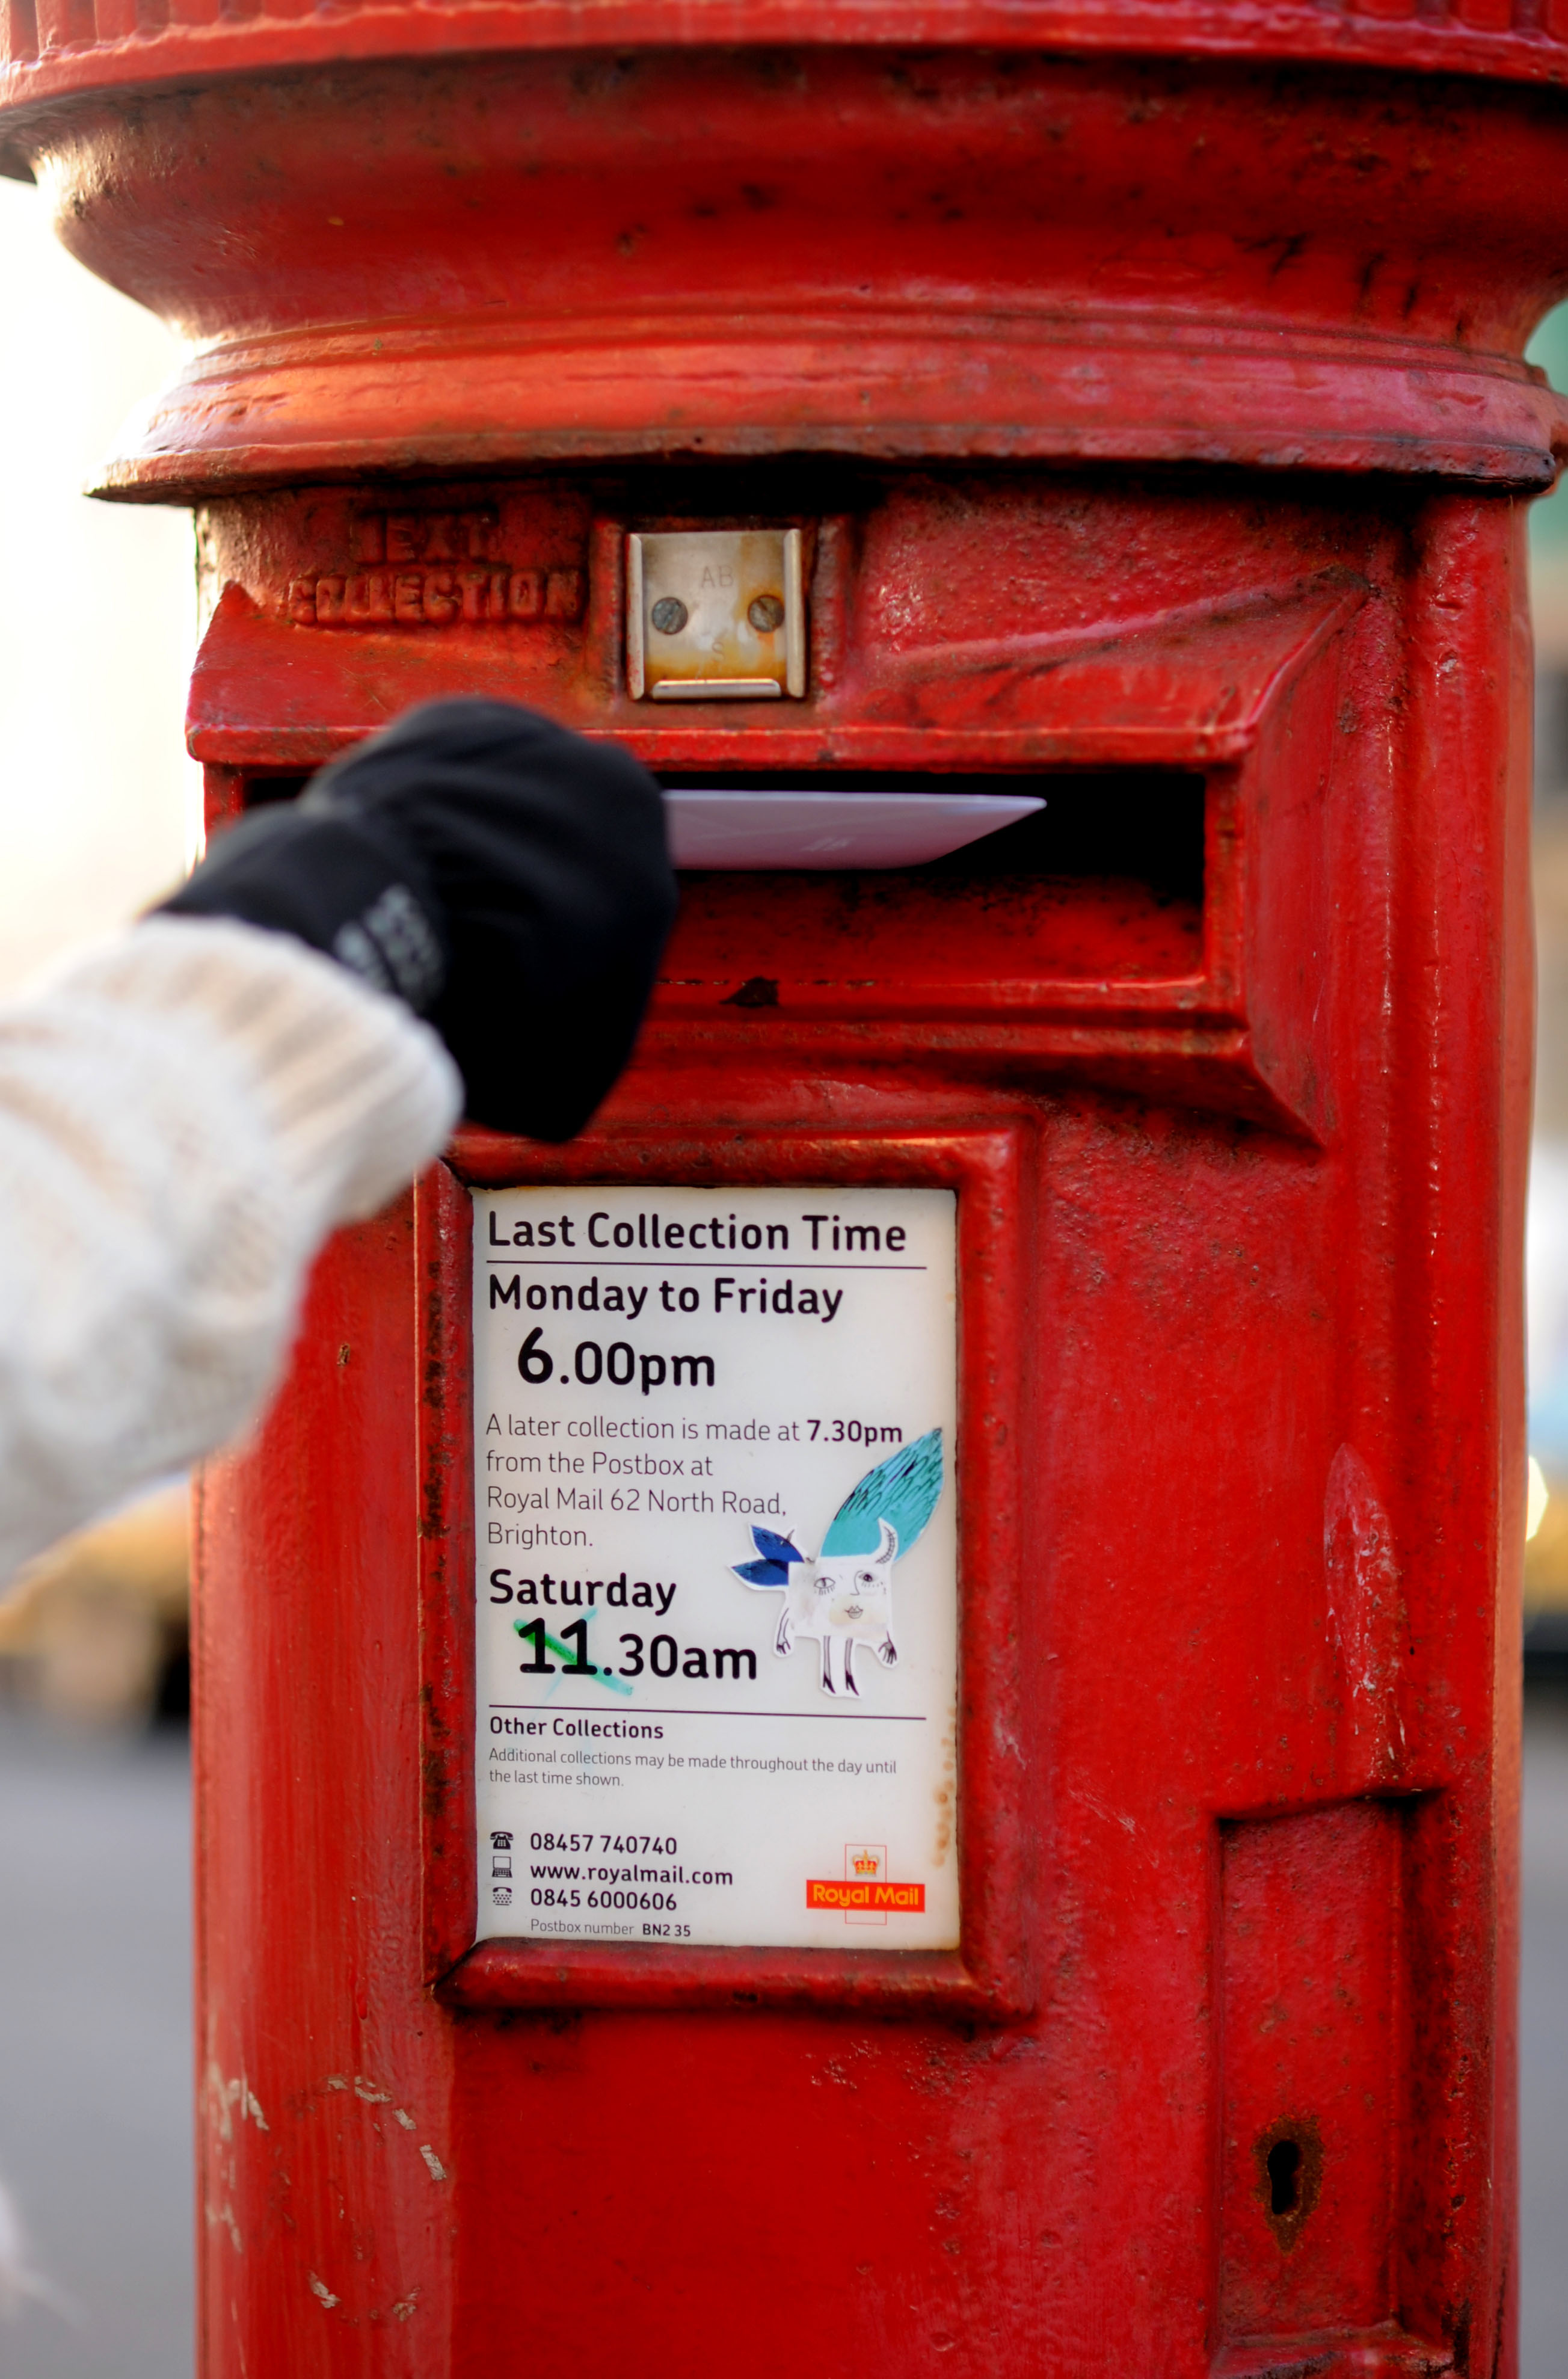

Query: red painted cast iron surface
[182,479,1528,2378]
[0,9,1539,2375]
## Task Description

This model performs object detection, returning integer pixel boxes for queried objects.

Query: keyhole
[1267,2137,1303,2217]
[1255,2114,1321,2244]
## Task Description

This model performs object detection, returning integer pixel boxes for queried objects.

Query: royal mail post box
[2,6,1564,2373]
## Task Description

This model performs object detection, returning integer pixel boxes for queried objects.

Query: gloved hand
[159,698,677,1140]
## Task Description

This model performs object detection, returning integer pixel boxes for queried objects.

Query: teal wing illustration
[820,1429,944,1560]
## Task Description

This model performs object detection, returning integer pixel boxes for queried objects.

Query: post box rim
[9,0,1568,137]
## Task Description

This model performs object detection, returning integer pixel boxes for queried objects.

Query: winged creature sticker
[731,1429,945,1697]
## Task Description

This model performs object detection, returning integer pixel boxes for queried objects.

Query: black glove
[159,699,677,1142]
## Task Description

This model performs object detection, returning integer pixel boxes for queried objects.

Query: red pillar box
[1,14,1559,2375]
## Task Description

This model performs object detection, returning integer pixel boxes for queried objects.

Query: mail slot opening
[232,766,1204,907]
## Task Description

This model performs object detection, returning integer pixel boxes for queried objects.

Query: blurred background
[0,173,196,2379]
[0,167,1566,2377]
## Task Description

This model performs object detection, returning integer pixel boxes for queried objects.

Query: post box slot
[232,764,1201,900]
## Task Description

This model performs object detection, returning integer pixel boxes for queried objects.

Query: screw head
[748,592,786,633]
[650,596,688,635]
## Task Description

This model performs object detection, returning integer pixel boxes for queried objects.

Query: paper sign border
[416,1122,1038,2022]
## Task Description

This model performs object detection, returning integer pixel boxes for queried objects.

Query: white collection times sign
[472,1185,960,1953]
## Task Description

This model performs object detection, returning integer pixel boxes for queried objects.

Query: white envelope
[662,788,1044,870]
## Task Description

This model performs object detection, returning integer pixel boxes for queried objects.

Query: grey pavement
[1525,1687,1568,2378]
[0,1697,1562,2372]
[0,1708,191,2378]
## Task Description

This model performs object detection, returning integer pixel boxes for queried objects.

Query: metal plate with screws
[627,528,805,700]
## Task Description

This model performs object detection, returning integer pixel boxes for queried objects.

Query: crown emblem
[852,1851,880,1876]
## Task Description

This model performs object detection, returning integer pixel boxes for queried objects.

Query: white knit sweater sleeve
[0,915,462,1580]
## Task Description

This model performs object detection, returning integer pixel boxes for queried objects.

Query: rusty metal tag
[627,528,805,700]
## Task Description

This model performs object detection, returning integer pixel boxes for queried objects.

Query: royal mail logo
[807,1879,927,1913]
[807,1842,925,1918]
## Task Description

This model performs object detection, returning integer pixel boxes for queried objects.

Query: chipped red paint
[24,6,1539,2373]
